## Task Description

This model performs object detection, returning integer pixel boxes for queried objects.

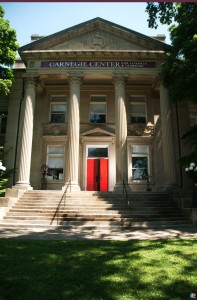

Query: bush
[0,146,13,196]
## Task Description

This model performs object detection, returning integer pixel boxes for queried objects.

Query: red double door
[86,158,108,191]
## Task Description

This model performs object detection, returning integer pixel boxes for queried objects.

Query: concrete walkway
[0,225,197,240]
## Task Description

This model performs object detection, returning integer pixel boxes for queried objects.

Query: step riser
[1,191,191,229]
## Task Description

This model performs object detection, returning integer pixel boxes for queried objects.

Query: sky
[1,2,171,48]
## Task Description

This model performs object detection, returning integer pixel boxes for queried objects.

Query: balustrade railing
[50,180,71,225]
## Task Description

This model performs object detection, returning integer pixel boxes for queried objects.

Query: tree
[146,2,197,103]
[0,5,19,95]
[146,3,197,165]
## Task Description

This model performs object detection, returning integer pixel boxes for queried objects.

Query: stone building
[1,18,196,193]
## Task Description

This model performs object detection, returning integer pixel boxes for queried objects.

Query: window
[131,146,149,180]
[130,96,146,124]
[50,96,67,123]
[47,146,64,181]
[90,96,106,123]
[0,113,7,134]
[189,111,197,127]
[88,147,108,158]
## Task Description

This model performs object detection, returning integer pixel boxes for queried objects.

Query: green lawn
[0,239,196,300]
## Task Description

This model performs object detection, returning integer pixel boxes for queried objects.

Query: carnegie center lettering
[41,61,154,68]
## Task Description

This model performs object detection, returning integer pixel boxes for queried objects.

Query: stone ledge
[0,197,18,220]
[183,208,197,227]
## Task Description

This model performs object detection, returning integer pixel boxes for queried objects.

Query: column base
[163,183,178,191]
[14,181,33,191]
[5,183,32,198]
[62,181,81,193]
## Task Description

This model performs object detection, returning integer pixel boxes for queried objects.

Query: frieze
[42,124,67,136]
[127,124,154,136]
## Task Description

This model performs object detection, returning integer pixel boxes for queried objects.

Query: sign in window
[47,146,64,181]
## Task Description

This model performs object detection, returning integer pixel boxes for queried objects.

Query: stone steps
[0,190,193,230]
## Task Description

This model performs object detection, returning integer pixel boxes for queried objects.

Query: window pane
[90,103,106,113]
[51,104,66,112]
[131,104,146,114]
[131,116,146,124]
[0,115,7,134]
[130,96,145,102]
[132,157,148,180]
[51,113,65,123]
[90,113,106,123]
[91,96,106,102]
[48,147,64,154]
[90,103,106,123]
[189,111,197,127]
[51,96,67,102]
[130,103,146,124]
[48,156,64,168]
[132,146,148,154]
[47,168,64,181]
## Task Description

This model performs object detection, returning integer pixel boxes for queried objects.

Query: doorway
[86,147,109,191]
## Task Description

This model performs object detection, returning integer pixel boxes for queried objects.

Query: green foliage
[180,126,197,167]
[146,3,197,103]
[0,146,13,196]
[0,5,19,95]
[146,2,176,29]
[146,3,197,165]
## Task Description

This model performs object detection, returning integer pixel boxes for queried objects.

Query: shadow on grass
[0,238,196,300]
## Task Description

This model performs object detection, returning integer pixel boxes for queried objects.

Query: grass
[0,239,196,300]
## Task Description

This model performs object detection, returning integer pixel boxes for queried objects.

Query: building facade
[2,18,196,193]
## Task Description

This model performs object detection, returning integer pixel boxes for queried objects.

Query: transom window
[87,147,108,158]
[131,145,149,180]
[90,96,106,124]
[130,96,147,124]
[47,146,64,181]
[50,95,67,124]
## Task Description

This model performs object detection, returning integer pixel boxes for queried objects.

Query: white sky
[1,2,171,47]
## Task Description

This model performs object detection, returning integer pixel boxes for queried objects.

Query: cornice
[21,50,166,62]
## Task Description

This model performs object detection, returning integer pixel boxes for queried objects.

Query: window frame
[46,145,65,181]
[189,110,197,127]
[0,113,7,135]
[50,95,67,124]
[129,96,147,124]
[131,145,150,181]
[89,95,107,124]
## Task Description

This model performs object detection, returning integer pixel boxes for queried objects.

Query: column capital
[112,73,128,87]
[67,72,83,85]
[23,73,39,87]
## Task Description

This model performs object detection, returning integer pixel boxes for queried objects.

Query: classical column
[65,75,82,191]
[15,74,36,190]
[113,75,128,191]
[160,83,177,189]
